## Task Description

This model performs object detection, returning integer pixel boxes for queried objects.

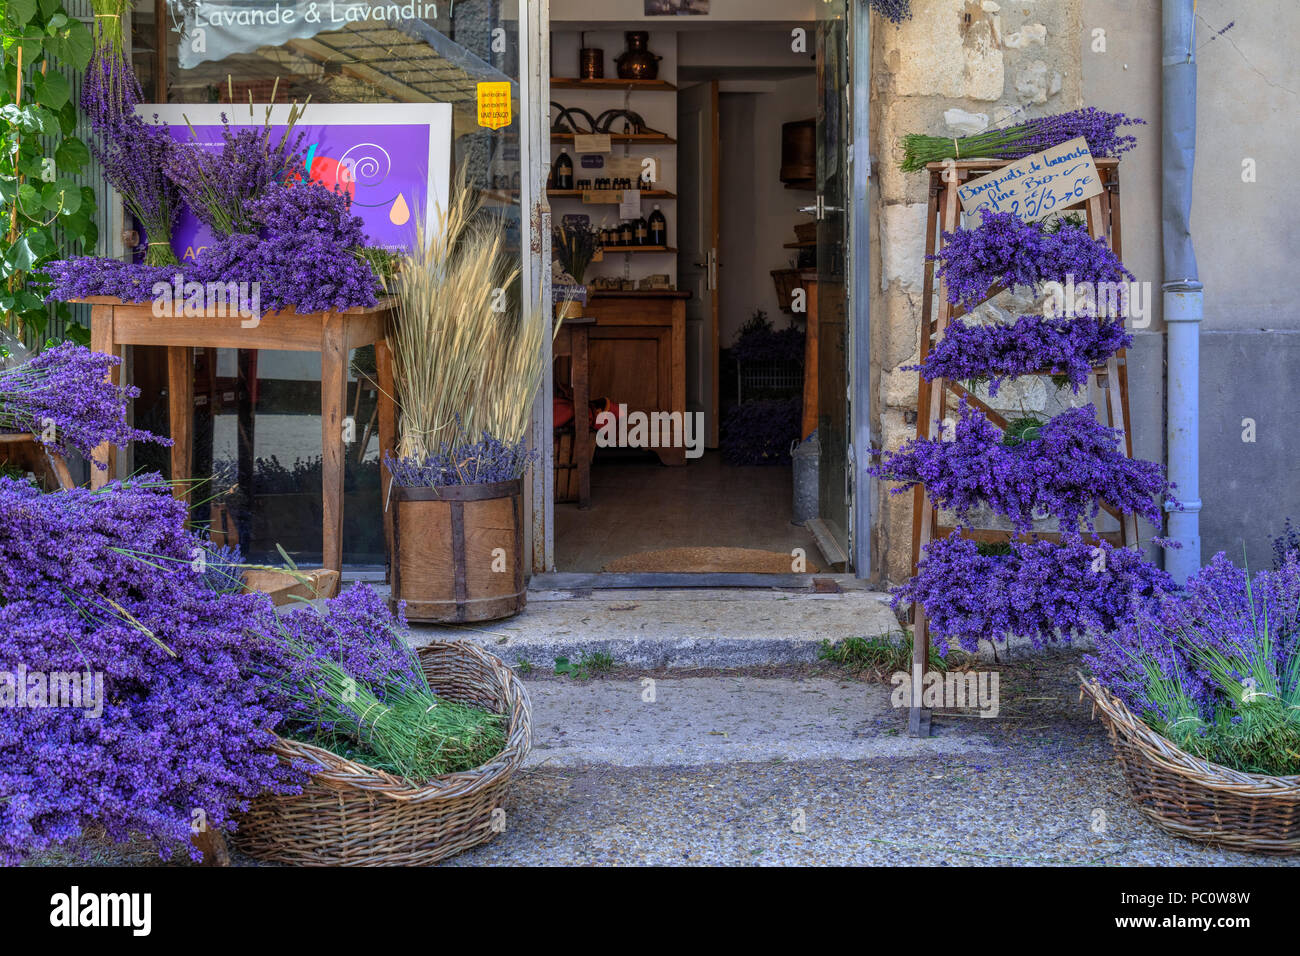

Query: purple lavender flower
[1087,553,1300,730]
[164,114,306,236]
[385,431,535,487]
[896,531,1175,654]
[0,343,171,464]
[869,0,912,24]
[910,314,1133,395]
[869,401,1174,532]
[932,212,1135,309]
[902,108,1146,172]
[0,477,306,863]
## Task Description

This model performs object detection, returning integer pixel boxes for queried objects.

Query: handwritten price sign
[957,136,1102,224]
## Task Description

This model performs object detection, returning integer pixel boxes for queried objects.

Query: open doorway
[549,19,846,576]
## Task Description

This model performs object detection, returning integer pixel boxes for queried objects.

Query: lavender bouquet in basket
[0,343,170,463]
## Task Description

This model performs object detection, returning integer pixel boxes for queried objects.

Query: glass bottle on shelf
[618,220,634,246]
[634,215,649,246]
[648,205,667,247]
[554,151,574,191]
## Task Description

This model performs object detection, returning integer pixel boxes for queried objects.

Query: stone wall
[870,0,1085,584]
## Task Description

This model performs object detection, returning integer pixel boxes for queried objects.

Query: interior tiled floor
[554,450,821,572]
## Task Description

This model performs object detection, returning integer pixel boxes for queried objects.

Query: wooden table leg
[89,304,118,487]
[320,314,347,572]
[236,350,256,543]
[166,346,193,507]
[573,325,592,509]
[374,335,397,577]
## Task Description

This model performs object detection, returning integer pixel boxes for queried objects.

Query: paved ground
[34,650,1300,867]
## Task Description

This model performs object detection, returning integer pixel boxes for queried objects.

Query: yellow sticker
[477,82,513,130]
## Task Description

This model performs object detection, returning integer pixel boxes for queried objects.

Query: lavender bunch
[869,401,1174,532]
[248,180,367,248]
[901,108,1145,172]
[81,4,181,265]
[92,117,183,266]
[81,0,139,132]
[384,431,535,487]
[0,342,170,463]
[895,531,1175,654]
[0,477,306,863]
[253,585,505,779]
[43,181,381,314]
[1086,554,1300,775]
[869,0,912,23]
[910,314,1133,395]
[40,257,187,303]
[165,104,307,236]
[932,212,1135,308]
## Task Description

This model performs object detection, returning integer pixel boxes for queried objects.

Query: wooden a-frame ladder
[907,157,1136,737]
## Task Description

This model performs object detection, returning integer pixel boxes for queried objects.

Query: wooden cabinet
[583,291,689,466]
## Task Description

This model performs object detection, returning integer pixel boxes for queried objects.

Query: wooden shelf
[549,189,676,199]
[551,77,677,91]
[784,240,817,249]
[602,245,677,254]
[551,132,676,145]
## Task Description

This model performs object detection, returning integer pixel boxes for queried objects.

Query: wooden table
[553,314,595,508]
[81,297,396,573]
[584,290,689,466]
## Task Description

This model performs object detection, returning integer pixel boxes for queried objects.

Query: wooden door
[677,80,720,448]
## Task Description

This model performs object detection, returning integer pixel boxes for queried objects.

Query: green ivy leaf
[38,0,62,18]
[10,289,46,313]
[59,205,90,240]
[45,13,68,32]
[64,323,90,346]
[32,70,70,109]
[54,136,89,172]
[8,0,39,28]
[25,228,54,260]
[17,182,40,210]
[2,238,36,275]
[56,98,77,136]
[47,17,92,70]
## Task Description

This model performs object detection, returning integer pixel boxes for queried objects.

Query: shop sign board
[143,102,453,258]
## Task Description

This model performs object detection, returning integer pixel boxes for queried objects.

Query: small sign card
[619,188,642,220]
[957,136,1102,224]
[574,133,612,153]
[582,190,624,204]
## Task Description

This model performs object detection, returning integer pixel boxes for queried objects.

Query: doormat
[603,547,820,574]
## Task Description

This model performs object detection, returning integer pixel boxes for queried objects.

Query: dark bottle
[554,151,574,191]
[648,204,667,247]
[599,223,612,247]
[618,220,634,246]
[634,216,649,246]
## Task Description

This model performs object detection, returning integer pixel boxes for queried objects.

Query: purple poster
[142,103,453,261]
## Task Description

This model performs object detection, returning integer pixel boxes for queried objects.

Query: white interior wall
[717,74,817,346]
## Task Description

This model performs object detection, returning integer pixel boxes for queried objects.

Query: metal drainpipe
[1162,0,1203,582]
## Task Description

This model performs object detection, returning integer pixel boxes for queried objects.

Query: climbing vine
[1,0,97,350]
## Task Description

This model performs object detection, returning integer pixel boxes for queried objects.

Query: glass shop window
[127,0,525,568]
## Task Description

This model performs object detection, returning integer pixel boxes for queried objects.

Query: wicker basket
[1081,680,1300,854]
[234,641,532,866]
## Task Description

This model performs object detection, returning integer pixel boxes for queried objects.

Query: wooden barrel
[390,479,526,623]
[780,118,816,185]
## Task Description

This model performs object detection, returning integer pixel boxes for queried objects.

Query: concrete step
[375,585,902,670]
[520,675,993,767]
